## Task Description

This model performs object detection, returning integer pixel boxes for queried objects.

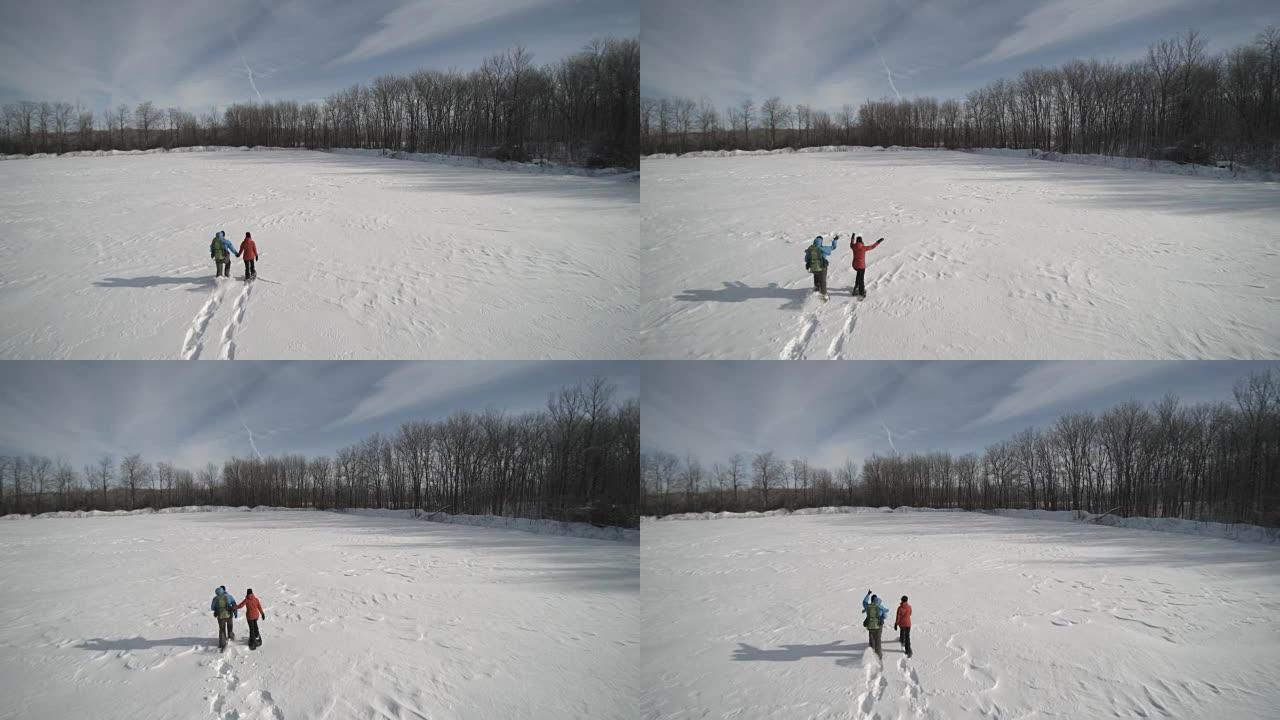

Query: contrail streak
[866,391,898,453]
[870,35,902,101]
[232,396,264,460]
[230,28,263,101]
[881,423,897,452]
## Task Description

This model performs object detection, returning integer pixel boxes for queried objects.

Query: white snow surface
[0,510,637,719]
[645,505,1280,544]
[0,149,638,359]
[0,505,639,542]
[643,510,1280,719]
[639,148,1280,359]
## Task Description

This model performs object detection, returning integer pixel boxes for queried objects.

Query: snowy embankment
[640,148,1280,359]
[0,148,638,359]
[643,510,1280,720]
[644,144,1279,182]
[1,504,638,541]
[0,509,638,720]
[2,144,637,177]
[644,505,1279,544]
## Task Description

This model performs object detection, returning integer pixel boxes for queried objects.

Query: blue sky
[0,0,636,109]
[642,361,1280,470]
[0,361,639,471]
[642,0,1278,111]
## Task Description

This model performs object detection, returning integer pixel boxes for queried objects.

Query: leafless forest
[0,379,640,528]
[643,370,1280,529]
[642,27,1280,169]
[0,37,639,168]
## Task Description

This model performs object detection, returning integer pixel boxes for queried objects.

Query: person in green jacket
[210,230,239,278]
[862,589,889,658]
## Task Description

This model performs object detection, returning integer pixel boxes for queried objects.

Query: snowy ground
[0,511,638,719]
[0,150,638,359]
[642,511,1280,719]
[640,149,1280,359]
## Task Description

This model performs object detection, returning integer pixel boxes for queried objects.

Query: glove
[894,625,898,631]
[261,613,266,620]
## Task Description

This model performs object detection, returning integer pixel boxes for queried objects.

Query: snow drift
[644,144,1279,182]
[1,504,637,541]
[643,505,1280,544]
[2,143,635,176]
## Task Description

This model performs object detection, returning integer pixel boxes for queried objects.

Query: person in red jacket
[894,595,912,658]
[238,232,259,280]
[234,588,267,649]
[851,235,884,298]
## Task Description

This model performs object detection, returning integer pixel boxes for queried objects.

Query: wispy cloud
[971,0,1196,66]
[0,361,637,470]
[0,0,634,108]
[973,362,1171,426]
[642,0,1270,111]
[335,0,556,65]
[643,362,1275,468]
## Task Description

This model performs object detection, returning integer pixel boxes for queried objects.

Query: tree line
[643,369,1280,528]
[0,37,639,168]
[0,379,640,528]
[642,27,1280,169]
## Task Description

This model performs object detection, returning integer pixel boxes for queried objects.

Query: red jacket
[239,238,258,261]
[896,602,912,628]
[851,239,882,270]
[235,594,264,620]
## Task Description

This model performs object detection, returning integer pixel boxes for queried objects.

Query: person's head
[245,232,252,239]
[814,235,823,244]
[217,231,224,239]
[871,594,878,603]
[246,588,254,596]
[901,595,908,603]
[215,587,224,595]
[855,235,864,244]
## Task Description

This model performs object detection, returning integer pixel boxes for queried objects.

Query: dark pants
[812,268,828,295]
[247,618,261,647]
[244,259,256,278]
[215,259,230,277]
[217,617,233,647]
[868,627,882,656]
[854,268,866,296]
[899,626,912,656]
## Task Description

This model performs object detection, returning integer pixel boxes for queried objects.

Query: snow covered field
[639,149,1280,359]
[0,150,638,359]
[642,511,1280,719]
[0,510,638,719]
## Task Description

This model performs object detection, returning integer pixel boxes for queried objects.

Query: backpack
[864,603,882,630]
[211,239,226,260]
[805,243,826,272]
[215,593,230,617]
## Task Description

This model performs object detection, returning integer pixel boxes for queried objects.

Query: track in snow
[640,149,1280,359]
[182,281,229,360]
[0,510,638,720]
[641,510,1280,719]
[0,150,638,359]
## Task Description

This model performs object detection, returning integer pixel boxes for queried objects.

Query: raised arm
[869,238,884,251]
[862,590,872,611]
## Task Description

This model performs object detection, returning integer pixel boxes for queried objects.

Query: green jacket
[863,593,888,630]
[212,592,233,619]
